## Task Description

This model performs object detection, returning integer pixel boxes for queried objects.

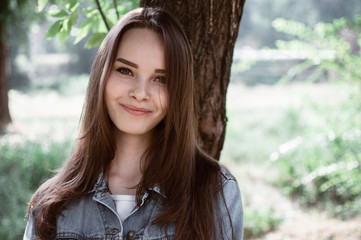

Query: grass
[222,82,353,164]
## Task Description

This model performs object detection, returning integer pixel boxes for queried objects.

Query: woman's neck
[106,131,151,195]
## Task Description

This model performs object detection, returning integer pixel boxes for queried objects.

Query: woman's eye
[154,76,166,84]
[117,67,133,76]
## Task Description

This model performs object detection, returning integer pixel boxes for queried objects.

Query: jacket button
[127,230,136,239]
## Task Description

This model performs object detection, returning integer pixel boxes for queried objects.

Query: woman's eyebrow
[116,57,138,68]
[155,69,166,73]
[116,57,165,73]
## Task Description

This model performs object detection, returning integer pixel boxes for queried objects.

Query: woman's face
[105,28,168,137]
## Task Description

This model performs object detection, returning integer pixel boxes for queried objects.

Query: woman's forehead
[114,28,165,67]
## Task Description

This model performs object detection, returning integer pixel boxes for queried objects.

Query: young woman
[24,7,243,240]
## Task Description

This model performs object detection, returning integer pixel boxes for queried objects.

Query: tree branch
[112,0,120,20]
[95,0,110,31]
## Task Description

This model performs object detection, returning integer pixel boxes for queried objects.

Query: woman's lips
[120,104,152,116]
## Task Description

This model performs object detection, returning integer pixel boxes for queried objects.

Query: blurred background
[1,0,361,239]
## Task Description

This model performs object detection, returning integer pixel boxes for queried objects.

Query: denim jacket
[24,167,243,240]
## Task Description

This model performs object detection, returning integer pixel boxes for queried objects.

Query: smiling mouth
[121,104,152,116]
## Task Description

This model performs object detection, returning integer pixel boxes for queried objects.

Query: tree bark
[0,24,11,133]
[140,0,246,160]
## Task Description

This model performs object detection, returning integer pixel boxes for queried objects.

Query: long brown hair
[28,7,232,239]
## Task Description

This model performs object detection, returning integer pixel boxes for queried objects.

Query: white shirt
[110,194,136,222]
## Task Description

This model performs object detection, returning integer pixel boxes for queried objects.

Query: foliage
[244,207,283,238]
[238,0,361,48]
[38,0,139,48]
[231,12,361,86]
[272,14,361,85]
[271,98,361,219]
[0,136,71,239]
[270,15,361,219]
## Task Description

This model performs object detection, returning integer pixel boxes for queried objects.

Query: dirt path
[264,214,361,240]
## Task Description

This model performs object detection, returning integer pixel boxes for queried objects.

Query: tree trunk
[0,24,11,133]
[140,0,246,160]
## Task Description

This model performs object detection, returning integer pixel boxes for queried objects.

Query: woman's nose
[129,78,150,101]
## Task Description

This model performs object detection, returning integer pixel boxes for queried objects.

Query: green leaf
[70,2,80,12]
[106,17,115,29]
[97,15,109,33]
[66,0,79,12]
[49,9,69,18]
[69,11,78,26]
[85,32,107,48]
[83,8,98,17]
[62,17,71,32]
[87,14,101,32]
[45,20,63,39]
[38,0,48,12]
[57,14,75,44]
[272,18,313,39]
[73,18,93,44]
[58,27,71,44]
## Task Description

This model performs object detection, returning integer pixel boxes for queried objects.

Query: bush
[271,98,361,219]
[0,136,71,240]
[244,207,283,238]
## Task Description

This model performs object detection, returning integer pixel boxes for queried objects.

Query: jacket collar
[90,172,166,199]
